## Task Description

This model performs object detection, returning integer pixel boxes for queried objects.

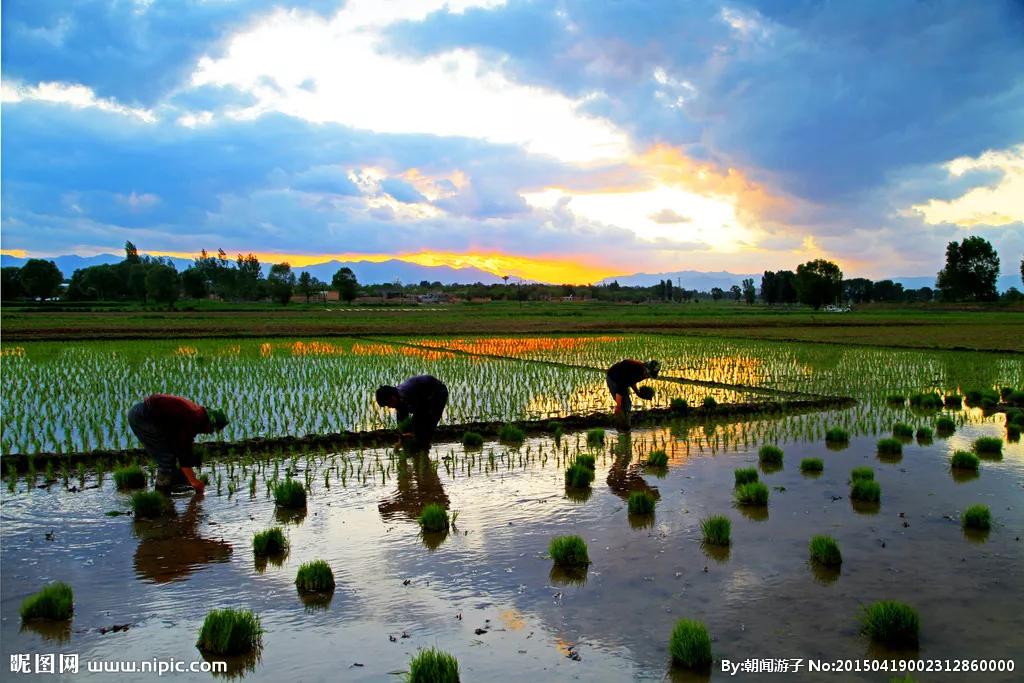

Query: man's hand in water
[181,467,205,495]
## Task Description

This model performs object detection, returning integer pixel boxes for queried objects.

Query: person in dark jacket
[127,394,229,493]
[606,359,660,428]
[376,375,449,450]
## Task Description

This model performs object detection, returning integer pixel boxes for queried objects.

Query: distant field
[2,301,1022,351]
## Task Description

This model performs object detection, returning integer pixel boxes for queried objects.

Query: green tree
[729,284,741,301]
[742,278,756,304]
[124,240,140,264]
[795,259,843,309]
[843,278,873,304]
[297,271,314,303]
[145,264,179,307]
[710,287,724,301]
[935,236,1000,302]
[331,266,358,303]
[268,262,296,305]
[19,259,64,300]
[181,267,209,299]
[1,267,24,300]
[235,253,263,300]
[127,263,148,302]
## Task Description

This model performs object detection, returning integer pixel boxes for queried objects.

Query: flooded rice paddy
[2,335,1023,680]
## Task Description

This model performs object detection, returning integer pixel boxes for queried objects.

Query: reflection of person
[606,434,660,502]
[378,453,449,522]
[606,360,660,428]
[133,496,232,583]
[375,375,449,450]
[127,394,228,493]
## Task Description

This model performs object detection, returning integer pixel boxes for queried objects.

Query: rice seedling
[113,465,147,490]
[408,648,460,683]
[702,396,717,409]
[1008,424,1021,440]
[645,449,668,468]
[130,490,169,519]
[892,423,914,439]
[808,535,842,566]
[418,503,450,533]
[295,560,335,593]
[1008,390,1024,406]
[575,454,596,471]
[734,482,769,506]
[272,477,306,509]
[800,458,823,473]
[548,535,590,567]
[564,462,594,489]
[670,398,689,415]
[876,438,902,456]
[915,426,933,442]
[734,467,758,487]
[758,444,783,466]
[668,619,712,669]
[627,490,656,515]
[20,583,73,621]
[586,428,605,447]
[961,504,991,530]
[824,427,849,444]
[909,392,942,410]
[973,437,1002,457]
[498,424,526,445]
[943,394,962,409]
[950,451,979,471]
[850,479,881,503]
[860,601,919,648]
[885,395,906,405]
[461,431,484,448]
[196,608,263,655]
[252,527,287,556]
[935,416,956,434]
[700,515,730,546]
[850,467,874,482]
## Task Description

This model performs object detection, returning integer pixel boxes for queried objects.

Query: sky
[1,0,1022,283]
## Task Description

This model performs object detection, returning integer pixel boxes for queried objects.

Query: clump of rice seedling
[408,648,460,683]
[196,608,262,655]
[758,444,783,466]
[646,450,668,467]
[418,503,450,533]
[950,451,979,471]
[635,385,655,400]
[668,619,712,669]
[272,477,306,509]
[700,515,730,546]
[734,467,758,487]
[586,428,605,447]
[935,416,956,434]
[860,601,919,648]
[877,438,902,456]
[498,423,526,445]
[295,559,335,593]
[825,427,849,444]
[564,462,594,489]
[702,396,717,409]
[628,490,656,515]
[800,458,823,473]
[892,423,914,439]
[808,535,842,566]
[961,504,991,530]
[113,465,147,490]
[549,535,589,567]
[1008,390,1024,407]
[973,437,1002,456]
[886,395,906,405]
[734,481,769,506]
[850,467,874,482]
[909,392,942,410]
[915,426,933,442]
[130,490,169,519]
[575,454,596,471]
[461,431,483,448]
[850,479,881,503]
[20,583,73,621]
[943,394,962,409]
[670,398,689,415]
[252,527,287,556]
[1008,424,1021,440]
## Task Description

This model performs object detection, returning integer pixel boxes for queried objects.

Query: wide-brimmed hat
[207,408,229,431]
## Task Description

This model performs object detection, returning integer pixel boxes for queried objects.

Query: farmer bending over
[606,359,660,429]
[127,394,228,493]
[376,375,449,451]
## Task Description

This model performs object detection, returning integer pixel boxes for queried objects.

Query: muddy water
[2,414,1022,682]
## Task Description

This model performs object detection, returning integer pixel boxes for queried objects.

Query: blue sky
[2,0,1022,282]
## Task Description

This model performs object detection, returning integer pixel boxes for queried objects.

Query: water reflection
[963,527,991,544]
[378,453,449,523]
[736,504,769,522]
[19,620,71,643]
[700,543,730,564]
[274,507,307,526]
[810,561,841,585]
[549,565,588,587]
[199,648,262,679]
[850,499,881,515]
[133,497,232,583]
[606,435,660,503]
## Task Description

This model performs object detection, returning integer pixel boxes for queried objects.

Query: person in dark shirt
[606,359,660,428]
[127,394,229,493]
[376,375,449,450]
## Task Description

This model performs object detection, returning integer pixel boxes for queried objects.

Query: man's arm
[180,467,205,494]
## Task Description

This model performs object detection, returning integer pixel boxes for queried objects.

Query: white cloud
[1,80,156,122]
[909,144,1024,227]
[188,4,630,163]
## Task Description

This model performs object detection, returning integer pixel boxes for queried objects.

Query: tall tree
[181,267,209,299]
[935,236,1000,302]
[332,267,358,303]
[843,278,873,304]
[742,278,756,304]
[145,264,179,307]
[124,240,141,264]
[268,262,296,305]
[297,271,315,303]
[1,267,24,300]
[795,259,843,309]
[729,284,741,301]
[760,271,778,304]
[710,287,724,300]
[235,253,263,300]
[19,259,64,300]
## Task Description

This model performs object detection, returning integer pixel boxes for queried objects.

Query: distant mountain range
[2,253,1020,290]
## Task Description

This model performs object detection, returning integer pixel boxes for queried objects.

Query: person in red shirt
[606,359,660,428]
[127,394,228,493]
